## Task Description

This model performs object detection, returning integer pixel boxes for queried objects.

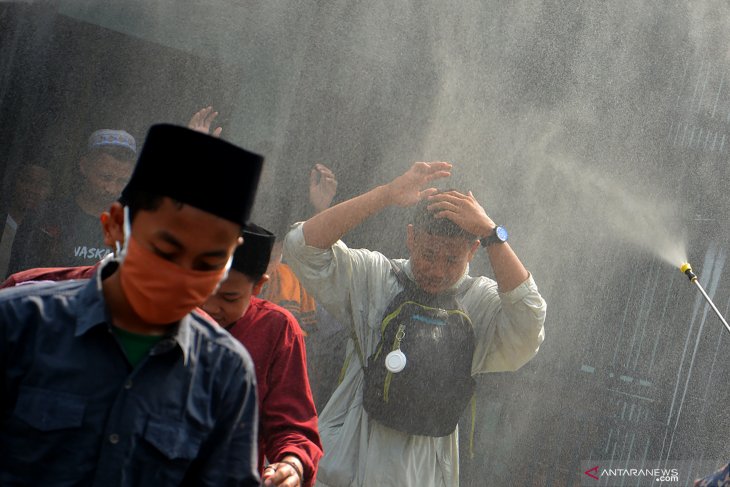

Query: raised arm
[260,315,322,487]
[308,163,338,215]
[302,162,452,249]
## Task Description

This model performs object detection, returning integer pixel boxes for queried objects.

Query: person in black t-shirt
[44,129,136,268]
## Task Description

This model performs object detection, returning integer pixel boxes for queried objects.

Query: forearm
[302,184,392,249]
[267,435,320,487]
[485,243,530,292]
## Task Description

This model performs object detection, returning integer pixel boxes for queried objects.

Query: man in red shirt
[202,223,322,487]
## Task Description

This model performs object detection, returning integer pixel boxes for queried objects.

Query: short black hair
[410,190,478,240]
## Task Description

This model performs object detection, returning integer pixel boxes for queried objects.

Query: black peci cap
[232,223,276,277]
[121,124,263,226]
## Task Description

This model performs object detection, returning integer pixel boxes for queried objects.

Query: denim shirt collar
[73,259,192,365]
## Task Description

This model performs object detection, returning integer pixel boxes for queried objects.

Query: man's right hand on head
[386,161,452,207]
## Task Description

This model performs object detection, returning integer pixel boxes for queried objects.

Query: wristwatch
[481,225,508,247]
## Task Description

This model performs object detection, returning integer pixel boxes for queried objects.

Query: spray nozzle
[680,260,730,335]
[680,262,697,282]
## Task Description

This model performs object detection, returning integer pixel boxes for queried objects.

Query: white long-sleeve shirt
[284,222,546,487]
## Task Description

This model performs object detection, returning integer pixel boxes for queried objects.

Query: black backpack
[361,261,476,437]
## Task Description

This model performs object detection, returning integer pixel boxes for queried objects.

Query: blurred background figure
[53,129,135,261]
[38,129,136,268]
[0,163,52,279]
[695,463,730,487]
[260,162,348,412]
[2,106,220,282]
[261,162,337,330]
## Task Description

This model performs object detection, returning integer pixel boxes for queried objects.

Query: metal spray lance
[680,262,730,335]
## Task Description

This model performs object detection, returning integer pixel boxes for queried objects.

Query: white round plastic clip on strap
[385,349,406,373]
[385,326,407,373]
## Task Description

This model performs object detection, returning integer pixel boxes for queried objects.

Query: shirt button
[124,380,133,389]
[109,434,120,444]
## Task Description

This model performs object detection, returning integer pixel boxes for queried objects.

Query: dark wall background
[2,1,730,485]
[0,3,241,207]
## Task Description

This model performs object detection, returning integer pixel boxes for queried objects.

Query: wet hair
[410,190,478,240]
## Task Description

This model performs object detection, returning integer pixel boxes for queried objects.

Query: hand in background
[188,106,223,137]
[309,163,338,214]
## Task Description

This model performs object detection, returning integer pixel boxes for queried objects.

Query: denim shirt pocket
[14,386,86,431]
[143,416,204,461]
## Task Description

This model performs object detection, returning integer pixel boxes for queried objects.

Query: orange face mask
[119,235,232,324]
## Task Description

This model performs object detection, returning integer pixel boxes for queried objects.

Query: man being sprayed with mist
[0,124,263,486]
[284,161,546,487]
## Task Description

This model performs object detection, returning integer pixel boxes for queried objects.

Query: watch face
[495,226,508,242]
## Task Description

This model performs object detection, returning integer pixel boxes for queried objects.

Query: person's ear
[253,274,270,296]
[102,202,125,247]
[467,239,480,261]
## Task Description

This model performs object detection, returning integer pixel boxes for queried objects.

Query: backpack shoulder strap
[345,260,407,368]
[347,323,366,368]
